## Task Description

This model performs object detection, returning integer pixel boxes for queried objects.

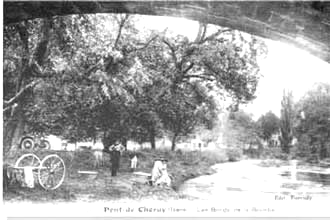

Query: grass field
[3,148,229,202]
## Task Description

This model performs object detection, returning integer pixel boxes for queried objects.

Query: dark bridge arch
[4,1,330,63]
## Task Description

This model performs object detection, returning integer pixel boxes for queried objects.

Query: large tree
[126,86,163,149]
[4,18,54,153]
[4,15,266,154]
[3,14,154,152]
[157,82,218,151]
[136,24,266,149]
[138,25,265,108]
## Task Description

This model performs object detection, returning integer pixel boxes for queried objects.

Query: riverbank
[3,148,229,202]
[179,159,330,201]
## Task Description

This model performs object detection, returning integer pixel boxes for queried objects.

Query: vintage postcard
[2,1,330,219]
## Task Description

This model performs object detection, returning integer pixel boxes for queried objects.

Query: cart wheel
[15,153,41,168]
[38,154,66,190]
[20,137,35,150]
[39,140,51,149]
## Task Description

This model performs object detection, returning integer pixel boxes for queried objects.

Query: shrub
[200,149,227,164]
[226,148,243,162]
[243,147,262,158]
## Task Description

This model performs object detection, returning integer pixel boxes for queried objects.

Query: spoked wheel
[14,153,41,186]
[20,137,35,150]
[15,153,41,168]
[38,154,66,190]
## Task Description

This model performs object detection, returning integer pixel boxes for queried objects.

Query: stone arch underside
[4,1,330,63]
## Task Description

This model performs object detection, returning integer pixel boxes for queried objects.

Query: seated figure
[151,158,171,187]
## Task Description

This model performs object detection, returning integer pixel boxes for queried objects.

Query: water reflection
[297,172,330,186]
[179,160,330,200]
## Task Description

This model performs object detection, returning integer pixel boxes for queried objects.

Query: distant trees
[279,90,295,154]
[223,111,260,149]
[294,83,330,159]
[257,111,280,146]
[273,84,330,160]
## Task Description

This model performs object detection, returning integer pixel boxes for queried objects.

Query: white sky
[243,40,330,119]
[136,15,330,120]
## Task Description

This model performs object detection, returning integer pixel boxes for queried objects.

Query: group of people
[103,140,171,186]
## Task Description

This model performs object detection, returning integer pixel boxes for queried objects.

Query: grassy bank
[133,148,228,190]
[3,148,229,202]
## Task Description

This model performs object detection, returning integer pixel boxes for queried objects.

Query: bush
[259,147,286,160]
[200,149,227,164]
[243,147,262,158]
[226,148,243,162]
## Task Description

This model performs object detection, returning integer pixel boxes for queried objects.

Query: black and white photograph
[2,1,330,218]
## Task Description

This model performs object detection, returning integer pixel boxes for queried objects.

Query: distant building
[269,133,280,148]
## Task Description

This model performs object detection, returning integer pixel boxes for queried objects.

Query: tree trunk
[3,23,29,156]
[10,109,25,148]
[3,98,27,158]
[150,134,156,150]
[171,134,178,151]
[4,19,51,158]
[320,142,327,159]
[122,138,128,151]
[3,121,17,156]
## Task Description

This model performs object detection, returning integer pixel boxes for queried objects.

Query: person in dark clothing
[109,141,124,176]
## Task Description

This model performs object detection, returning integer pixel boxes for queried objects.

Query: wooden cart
[11,153,66,190]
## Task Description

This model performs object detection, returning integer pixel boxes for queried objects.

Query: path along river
[4,159,330,217]
[179,159,330,201]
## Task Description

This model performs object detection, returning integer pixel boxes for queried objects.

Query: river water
[179,159,330,201]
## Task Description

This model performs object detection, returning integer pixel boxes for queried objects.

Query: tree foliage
[294,83,330,159]
[3,14,153,149]
[279,90,295,154]
[223,111,260,149]
[158,82,218,150]
[135,24,265,150]
[3,18,54,152]
[257,111,280,144]
[3,14,265,153]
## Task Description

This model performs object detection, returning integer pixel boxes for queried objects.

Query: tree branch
[17,22,29,55]
[84,59,102,76]
[16,22,29,92]
[162,39,178,65]
[194,22,207,43]
[4,79,41,107]
[200,28,231,44]
[33,18,51,66]
[182,62,194,74]
[3,105,15,114]
[200,24,207,42]
[203,60,226,78]
[16,19,52,82]
[4,55,20,62]
[183,73,215,81]
[114,14,129,49]
[29,61,51,78]
[134,35,159,51]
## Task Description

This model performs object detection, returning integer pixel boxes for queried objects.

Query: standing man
[109,140,124,176]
